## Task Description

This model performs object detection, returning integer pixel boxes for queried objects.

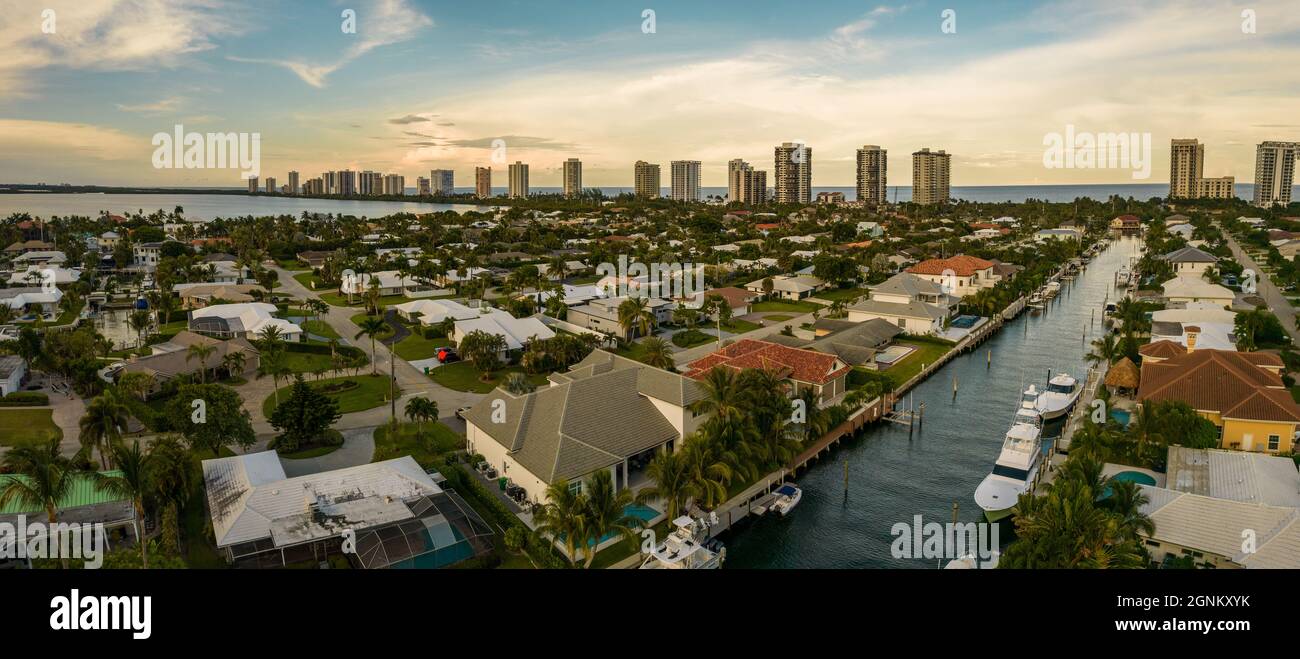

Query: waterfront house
[0,286,61,315]
[804,318,903,368]
[846,272,953,334]
[684,338,851,407]
[463,350,704,504]
[1110,214,1143,233]
[905,255,996,298]
[1160,275,1234,306]
[1137,348,1298,454]
[1160,246,1217,277]
[1136,485,1300,569]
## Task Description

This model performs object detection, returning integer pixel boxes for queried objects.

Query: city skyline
[2,0,1300,188]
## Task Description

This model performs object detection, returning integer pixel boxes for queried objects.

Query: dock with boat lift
[1036,364,1106,493]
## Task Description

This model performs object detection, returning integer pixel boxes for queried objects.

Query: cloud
[115,96,185,114]
[443,135,580,151]
[0,0,245,96]
[228,0,433,88]
[389,114,433,124]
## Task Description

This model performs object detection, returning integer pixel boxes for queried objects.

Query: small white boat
[639,516,725,569]
[1115,267,1131,287]
[1044,281,1061,298]
[1036,372,1081,420]
[770,483,802,516]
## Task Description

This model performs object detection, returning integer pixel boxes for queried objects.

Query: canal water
[725,236,1143,568]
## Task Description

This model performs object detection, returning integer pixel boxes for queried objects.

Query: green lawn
[812,287,867,303]
[301,319,340,339]
[751,299,821,313]
[0,408,62,448]
[262,374,397,418]
[671,329,716,349]
[882,339,955,389]
[282,351,335,374]
[350,313,395,340]
[720,318,761,333]
[372,421,465,468]
[428,361,550,393]
[762,314,795,322]
[394,333,452,361]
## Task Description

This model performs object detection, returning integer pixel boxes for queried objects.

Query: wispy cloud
[115,96,185,115]
[228,0,433,88]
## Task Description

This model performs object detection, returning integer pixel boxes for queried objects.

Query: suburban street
[1220,227,1300,343]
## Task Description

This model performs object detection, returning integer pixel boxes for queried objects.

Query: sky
[1,0,1299,188]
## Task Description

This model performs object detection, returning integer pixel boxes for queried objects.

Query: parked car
[437,346,459,363]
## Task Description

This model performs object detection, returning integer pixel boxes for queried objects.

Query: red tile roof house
[905,255,997,297]
[684,339,851,407]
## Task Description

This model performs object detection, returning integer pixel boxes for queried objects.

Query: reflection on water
[723,237,1139,568]
[95,307,147,351]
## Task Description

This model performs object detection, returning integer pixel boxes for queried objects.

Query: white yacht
[770,483,802,516]
[1115,267,1131,287]
[1035,372,1081,420]
[639,516,726,569]
[974,395,1044,522]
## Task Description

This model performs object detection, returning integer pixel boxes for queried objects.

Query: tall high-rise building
[430,169,454,195]
[247,176,258,194]
[911,148,951,205]
[1253,141,1300,208]
[417,176,431,196]
[359,171,376,195]
[670,160,701,202]
[1169,139,1205,199]
[265,177,276,193]
[563,158,583,198]
[322,171,336,194]
[303,177,322,195]
[774,142,812,204]
[383,174,405,196]
[727,159,748,202]
[634,161,661,199]
[508,161,529,198]
[338,170,357,196]
[856,145,887,205]
[475,167,492,198]
[287,171,299,195]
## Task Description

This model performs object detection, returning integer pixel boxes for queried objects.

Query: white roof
[1161,275,1234,301]
[454,310,555,350]
[202,451,441,548]
[1165,446,1300,507]
[1138,485,1300,567]
[393,298,481,324]
[6,266,80,285]
[0,286,62,309]
[340,270,422,294]
[191,302,301,336]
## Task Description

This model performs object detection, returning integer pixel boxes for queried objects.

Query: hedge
[0,392,49,406]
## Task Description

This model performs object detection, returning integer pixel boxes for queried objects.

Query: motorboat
[1035,372,1081,420]
[1115,267,1131,287]
[974,396,1044,522]
[639,516,725,569]
[770,483,802,516]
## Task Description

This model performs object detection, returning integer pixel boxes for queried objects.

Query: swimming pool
[1111,471,1156,486]
[1109,409,1131,427]
[583,503,661,546]
[950,315,980,329]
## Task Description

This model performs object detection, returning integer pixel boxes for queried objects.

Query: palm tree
[534,480,587,567]
[185,342,217,384]
[680,435,734,510]
[257,323,285,351]
[221,350,247,380]
[689,367,750,449]
[1103,479,1155,543]
[617,297,655,341]
[580,469,642,568]
[256,347,291,407]
[404,397,438,436]
[127,309,153,349]
[1086,332,1119,367]
[94,440,154,568]
[0,438,81,568]
[146,435,193,551]
[1128,404,1165,466]
[638,336,674,370]
[79,389,129,469]
[503,372,535,395]
[355,316,389,375]
[635,450,693,522]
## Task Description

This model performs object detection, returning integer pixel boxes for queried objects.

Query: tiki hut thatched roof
[1105,356,1140,390]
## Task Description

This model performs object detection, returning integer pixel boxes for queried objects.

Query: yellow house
[1137,345,1298,454]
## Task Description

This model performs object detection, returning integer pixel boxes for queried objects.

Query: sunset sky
[2,0,1299,188]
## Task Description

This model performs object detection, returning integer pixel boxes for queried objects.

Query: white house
[1160,246,1217,277]
[0,287,61,315]
[0,355,26,396]
[393,298,482,325]
[340,270,435,298]
[745,274,828,300]
[6,266,80,286]
[846,273,953,334]
[189,302,302,341]
[451,309,555,354]
[1161,275,1234,306]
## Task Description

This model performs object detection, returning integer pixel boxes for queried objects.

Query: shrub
[0,392,49,406]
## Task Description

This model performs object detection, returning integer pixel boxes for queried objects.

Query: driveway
[671,311,817,364]
[279,426,376,477]
[1221,228,1300,342]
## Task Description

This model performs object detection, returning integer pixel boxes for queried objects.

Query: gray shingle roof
[1161,246,1217,263]
[848,298,946,320]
